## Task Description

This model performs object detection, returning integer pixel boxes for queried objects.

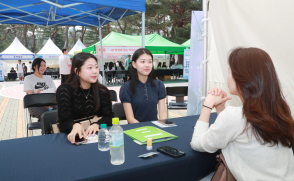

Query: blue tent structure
[0,0,145,27]
[0,0,146,85]
[0,0,146,134]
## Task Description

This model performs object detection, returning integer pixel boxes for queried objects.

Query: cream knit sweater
[191,106,294,181]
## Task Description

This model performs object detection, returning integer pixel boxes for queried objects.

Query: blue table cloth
[0,114,219,181]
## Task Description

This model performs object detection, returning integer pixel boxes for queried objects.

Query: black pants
[61,74,69,84]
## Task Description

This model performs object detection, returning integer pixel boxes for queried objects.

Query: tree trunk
[50,26,58,44]
[73,26,77,43]
[23,25,28,48]
[64,26,69,48]
[107,24,110,34]
[80,26,87,43]
[31,25,37,53]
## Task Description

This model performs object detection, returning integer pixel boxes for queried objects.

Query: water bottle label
[110,133,124,148]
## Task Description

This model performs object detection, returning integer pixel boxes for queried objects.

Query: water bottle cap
[100,124,107,128]
[112,118,119,124]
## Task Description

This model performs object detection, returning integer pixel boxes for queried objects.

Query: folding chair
[23,93,57,137]
[166,86,188,118]
[112,103,126,120]
[41,110,58,135]
[109,90,118,102]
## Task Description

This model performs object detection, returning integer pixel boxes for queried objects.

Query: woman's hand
[205,88,232,108]
[85,124,100,137]
[67,123,86,144]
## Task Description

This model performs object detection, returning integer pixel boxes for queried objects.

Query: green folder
[124,126,178,145]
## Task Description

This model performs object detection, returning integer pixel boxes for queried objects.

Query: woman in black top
[56,52,113,144]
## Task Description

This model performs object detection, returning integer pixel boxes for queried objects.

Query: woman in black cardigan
[56,52,113,144]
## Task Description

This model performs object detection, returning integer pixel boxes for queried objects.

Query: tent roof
[83,32,186,54]
[0,37,34,55]
[182,39,190,47]
[37,38,62,55]
[0,0,145,27]
[68,39,86,54]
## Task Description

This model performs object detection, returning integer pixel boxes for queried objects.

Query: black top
[119,78,166,122]
[56,84,113,134]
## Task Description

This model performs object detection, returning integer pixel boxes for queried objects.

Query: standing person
[23,63,27,77]
[29,61,33,73]
[119,48,167,123]
[169,57,175,68]
[56,52,113,144]
[124,55,132,69]
[16,60,24,84]
[23,58,57,121]
[58,48,71,84]
[190,47,294,180]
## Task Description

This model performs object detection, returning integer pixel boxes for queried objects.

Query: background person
[23,63,27,77]
[190,47,294,180]
[29,61,33,73]
[120,48,167,124]
[124,55,132,69]
[16,60,24,84]
[23,58,57,121]
[58,48,71,84]
[10,67,16,73]
[56,52,113,144]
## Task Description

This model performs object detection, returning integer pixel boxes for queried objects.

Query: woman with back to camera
[191,47,294,180]
[119,48,167,123]
[56,52,113,144]
[23,58,57,121]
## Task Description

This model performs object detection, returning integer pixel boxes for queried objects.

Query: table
[0,114,218,181]
[7,73,17,80]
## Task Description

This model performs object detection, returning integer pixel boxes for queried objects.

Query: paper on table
[151,121,177,128]
[40,88,55,93]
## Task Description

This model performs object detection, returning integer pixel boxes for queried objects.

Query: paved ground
[0,79,189,141]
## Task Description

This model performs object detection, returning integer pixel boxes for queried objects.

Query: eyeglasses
[144,84,148,101]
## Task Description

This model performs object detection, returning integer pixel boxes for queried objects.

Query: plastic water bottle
[109,118,125,165]
[98,124,110,151]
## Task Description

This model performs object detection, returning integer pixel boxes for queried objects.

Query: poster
[0,60,4,82]
[183,49,190,79]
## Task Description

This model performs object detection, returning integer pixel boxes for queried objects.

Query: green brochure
[124,126,178,145]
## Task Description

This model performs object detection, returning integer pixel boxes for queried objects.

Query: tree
[64,26,69,48]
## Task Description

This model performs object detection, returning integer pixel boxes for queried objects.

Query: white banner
[0,54,35,60]
[37,54,61,60]
[95,46,140,55]
[183,49,190,79]
[187,11,204,116]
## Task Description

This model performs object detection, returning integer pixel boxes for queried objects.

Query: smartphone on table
[74,134,87,145]
[157,119,176,126]
[157,145,186,158]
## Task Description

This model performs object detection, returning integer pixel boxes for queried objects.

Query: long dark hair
[65,52,110,114]
[128,48,156,93]
[229,47,294,148]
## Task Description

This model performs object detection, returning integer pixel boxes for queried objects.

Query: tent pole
[98,15,105,85]
[142,12,145,48]
[202,0,208,105]
[165,51,166,64]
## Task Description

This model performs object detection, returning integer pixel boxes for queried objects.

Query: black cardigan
[56,84,113,134]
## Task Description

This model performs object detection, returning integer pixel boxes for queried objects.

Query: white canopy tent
[203,0,294,114]
[68,39,86,55]
[0,37,35,74]
[37,38,62,67]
